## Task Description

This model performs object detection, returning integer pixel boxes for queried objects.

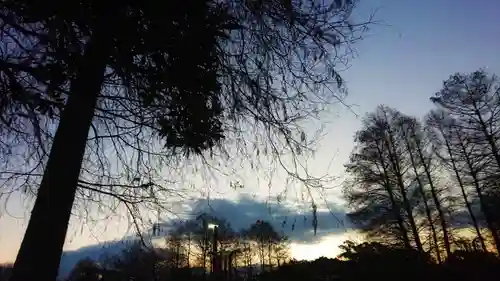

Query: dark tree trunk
[456,129,500,253]
[384,130,423,251]
[440,131,486,251]
[417,149,451,258]
[375,143,412,249]
[404,137,442,262]
[409,129,452,258]
[10,32,110,281]
[470,171,500,252]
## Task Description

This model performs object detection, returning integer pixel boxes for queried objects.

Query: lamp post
[207,223,219,275]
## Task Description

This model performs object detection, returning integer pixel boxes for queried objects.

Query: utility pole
[207,222,219,280]
[211,224,219,274]
[203,219,208,280]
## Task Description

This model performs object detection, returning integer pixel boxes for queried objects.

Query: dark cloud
[58,195,489,278]
[161,195,352,243]
[57,196,351,278]
[59,239,135,278]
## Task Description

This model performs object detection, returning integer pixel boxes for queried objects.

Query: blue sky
[1,0,500,265]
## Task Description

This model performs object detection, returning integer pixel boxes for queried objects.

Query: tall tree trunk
[385,130,423,251]
[469,171,499,252]
[441,133,486,250]
[472,104,500,247]
[411,133,452,258]
[202,219,208,277]
[268,242,272,270]
[419,155,451,257]
[187,234,191,268]
[10,32,110,281]
[404,137,442,262]
[375,142,412,249]
[260,240,265,272]
[457,130,500,253]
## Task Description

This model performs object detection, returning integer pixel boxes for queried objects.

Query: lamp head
[207,223,218,229]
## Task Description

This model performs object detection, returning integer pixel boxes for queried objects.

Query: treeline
[343,69,500,262]
[64,213,290,281]
[63,241,500,281]
[264,242,500,281]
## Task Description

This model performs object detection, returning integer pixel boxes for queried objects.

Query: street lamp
[206,223,219,276]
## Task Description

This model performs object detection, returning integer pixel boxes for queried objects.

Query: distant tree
[235,233,255,276]
[65,258,101,281]
[1,1,371,280]
[243,220,277,270]
[102,242,164,281]
[338,240,432,264]
[161,213,252,273]
[337,240,433,281]
[172,219,199,268]
[259,257,343,281]
[164,229,188,269]
[190,213,235,270]
[272,235,291,267]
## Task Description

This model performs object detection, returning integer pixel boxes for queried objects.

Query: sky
[1,0,500,268]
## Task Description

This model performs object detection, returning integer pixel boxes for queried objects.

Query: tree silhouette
[426,109,487,251]
[244,220,281,271]
[430,69,500,252]
[65,258,101,281]
[337,241,435,281]
[340,103,500,260]
[62,235,500,281]
[271,235,291,267]
[343,106,425,249]
[342,69,500,261]
[183,213,237,271]
[0,1,370,280]
[396,113,452,260]
[101,242,166,281]
[88,216,291,280]
[376,107,423,251]
[444,249,500,281]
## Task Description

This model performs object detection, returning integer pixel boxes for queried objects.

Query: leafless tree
[396,113,452,260]
[430,70,500,252]
[343,106,421,249]
[426,109,487,251]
